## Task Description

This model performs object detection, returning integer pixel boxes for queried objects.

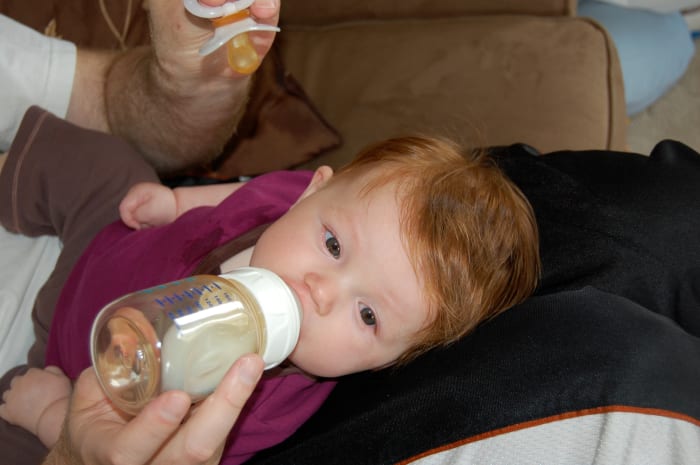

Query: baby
[0,135,540,464]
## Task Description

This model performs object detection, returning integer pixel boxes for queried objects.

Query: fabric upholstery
[279,0,576,25]
[280,15,626,169]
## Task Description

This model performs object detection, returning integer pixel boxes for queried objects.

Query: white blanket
[0,228,60,375]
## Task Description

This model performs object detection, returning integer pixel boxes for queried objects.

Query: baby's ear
[296,166,333,202]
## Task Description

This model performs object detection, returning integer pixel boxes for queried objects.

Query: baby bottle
[90,267,301,415]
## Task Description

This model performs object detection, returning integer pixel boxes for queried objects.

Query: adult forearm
[65,48,115,135]
[105,46,250,174]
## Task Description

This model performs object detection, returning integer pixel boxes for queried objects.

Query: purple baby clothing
[44,169,313,373]
[45,169,337,464]
[45,169,336,464]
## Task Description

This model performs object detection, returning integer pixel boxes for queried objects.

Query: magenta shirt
[45,170,335,464]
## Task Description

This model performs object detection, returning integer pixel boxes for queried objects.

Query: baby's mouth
[283,279,307,315]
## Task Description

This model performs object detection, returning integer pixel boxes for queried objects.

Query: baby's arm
[119,181,247,229]
[0,366,71,447]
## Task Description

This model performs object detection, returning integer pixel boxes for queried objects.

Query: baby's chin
[287,354,374,379]
[280,357,322,380]
[285,351,342,379]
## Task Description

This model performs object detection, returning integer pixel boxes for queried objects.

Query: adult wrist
[105,45,252,173]
[148,44,252,101]
[42,425,84,465]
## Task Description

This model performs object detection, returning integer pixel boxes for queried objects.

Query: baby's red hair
[334,136,541,363]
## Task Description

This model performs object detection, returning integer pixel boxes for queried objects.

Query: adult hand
[147,0,281,84]
[102,0,282,173]
[44,354,264,465]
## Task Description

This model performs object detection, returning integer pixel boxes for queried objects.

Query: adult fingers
[177,354,263,462]
[198,0,280,18]
[74,355,262,465]
[200,0,226,6]
[250,0,280,23]
[248,0,281,66]
[148,0,213,52]
[70,368,192,465]
[111,391,193,464]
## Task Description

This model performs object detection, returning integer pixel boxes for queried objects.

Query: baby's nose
[305,272,336,316]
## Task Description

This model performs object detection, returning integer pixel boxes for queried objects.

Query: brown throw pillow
[204,46,341,178]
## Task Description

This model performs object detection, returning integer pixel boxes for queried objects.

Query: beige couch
[1,0,627,176]
[279,0,628,170]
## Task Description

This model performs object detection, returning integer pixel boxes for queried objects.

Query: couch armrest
[280,0,576,26]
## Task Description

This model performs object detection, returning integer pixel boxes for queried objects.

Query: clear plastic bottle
[90,267,301,415]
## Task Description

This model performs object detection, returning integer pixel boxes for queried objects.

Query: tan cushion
[280,15,626,169]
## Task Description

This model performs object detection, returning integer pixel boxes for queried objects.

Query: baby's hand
[119,182,177,229]
[0,366,71,447]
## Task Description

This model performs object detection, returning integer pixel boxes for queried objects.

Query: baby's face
[250,167,430,377]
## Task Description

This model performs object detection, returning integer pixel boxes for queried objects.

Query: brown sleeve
[0,105,160,363]
[0,106,159,241]
[0,107,160,465]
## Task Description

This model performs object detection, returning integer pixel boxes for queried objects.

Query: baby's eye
[324,230,341,259]
[359,306,377,326]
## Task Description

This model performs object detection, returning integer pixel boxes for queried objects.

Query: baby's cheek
[287,337,325,374]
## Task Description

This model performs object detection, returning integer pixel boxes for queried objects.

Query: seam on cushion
[11,110,49,235]
[395,405,700,464]
[580,17,620,150]
[601,22,617,150]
